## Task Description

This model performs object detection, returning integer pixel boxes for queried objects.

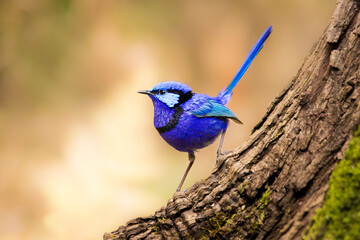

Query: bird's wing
[192,100,243,124]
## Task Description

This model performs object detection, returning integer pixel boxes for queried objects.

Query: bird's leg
[176,152,195,192]
[216,129,227,164]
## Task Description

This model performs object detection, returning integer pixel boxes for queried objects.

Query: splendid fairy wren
[139,26,272,192]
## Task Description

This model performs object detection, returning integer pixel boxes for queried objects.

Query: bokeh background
[0,1,335,239]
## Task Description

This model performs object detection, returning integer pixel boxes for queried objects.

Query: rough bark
[104,0,360,239]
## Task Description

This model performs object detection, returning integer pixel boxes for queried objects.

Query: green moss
[303,125,360,240]
[250,188,273,231]
[239,182,249,195]
[200,188,272,238]
[273,127,284,140]
[259,188,272,209]
[201,212,235,238]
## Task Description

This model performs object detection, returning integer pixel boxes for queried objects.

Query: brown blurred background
[0,0,335,239]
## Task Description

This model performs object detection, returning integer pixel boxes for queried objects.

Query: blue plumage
[139,26,272,191]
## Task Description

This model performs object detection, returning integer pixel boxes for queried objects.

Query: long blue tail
[222,26,272,96]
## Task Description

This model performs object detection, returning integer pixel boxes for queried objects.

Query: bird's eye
[159,90,166,95]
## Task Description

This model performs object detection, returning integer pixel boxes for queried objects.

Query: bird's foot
[216,150,231,164]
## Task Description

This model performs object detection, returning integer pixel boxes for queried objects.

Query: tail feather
[218,26,272,102]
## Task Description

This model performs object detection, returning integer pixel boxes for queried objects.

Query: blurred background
[0,0,335,239]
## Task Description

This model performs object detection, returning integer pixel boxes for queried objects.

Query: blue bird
[139,26,272,192]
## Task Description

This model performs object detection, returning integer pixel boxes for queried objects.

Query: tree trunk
[104,0,360,239]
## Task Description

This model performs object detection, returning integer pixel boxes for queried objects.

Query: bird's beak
[137,90,152,96]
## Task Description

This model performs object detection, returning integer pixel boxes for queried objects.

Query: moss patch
[201,211,237,239]
[200,188,273,239]
[249,188,272,231]
[303,125,360,240]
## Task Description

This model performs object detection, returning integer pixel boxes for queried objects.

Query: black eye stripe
[150,89,192,96]
[150,89,193,107]
[175,90,193,107]
[150,90,160,94]
[166,89,185,94]
[151,89,170,95]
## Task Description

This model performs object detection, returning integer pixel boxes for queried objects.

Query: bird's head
[138,81,193,108]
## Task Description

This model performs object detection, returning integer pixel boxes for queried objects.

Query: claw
[216,150,231,164]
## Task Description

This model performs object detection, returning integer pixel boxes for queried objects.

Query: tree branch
[104,0,360,239]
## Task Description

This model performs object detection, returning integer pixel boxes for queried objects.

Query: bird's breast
[152,99,178,129]
[151,94,228,152]
[155,107,183,134]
